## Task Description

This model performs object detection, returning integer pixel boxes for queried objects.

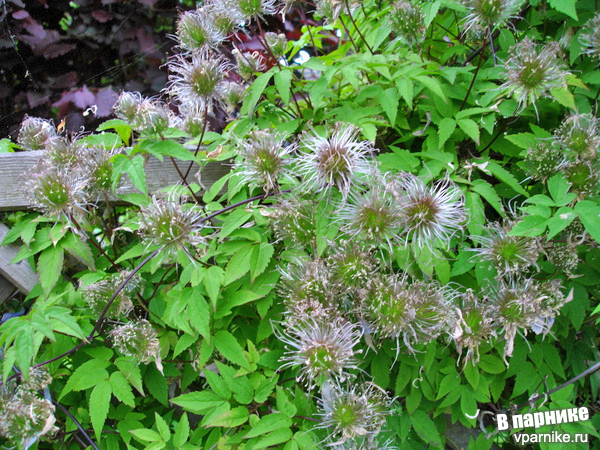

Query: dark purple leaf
[72,86,95,109]
[12,10,30,20]
[92,10,112,23]
[94,87,118,117]
[26,91,49,108]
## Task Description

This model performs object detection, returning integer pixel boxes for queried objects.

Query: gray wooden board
[0,223,39,294]
[0,275,16,305]
[0,150,229,211]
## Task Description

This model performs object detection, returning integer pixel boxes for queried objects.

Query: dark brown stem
[459,38,487,111]
[185,103,209,182]
[54,400,100,450]
[344,0,373,54]
[339,16,359,53]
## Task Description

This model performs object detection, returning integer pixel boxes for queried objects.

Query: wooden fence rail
[0,150,229,303]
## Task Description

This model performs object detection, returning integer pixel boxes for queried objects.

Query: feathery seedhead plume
[472,221,540,276]
[340,183,401,248]
[275,317,362,388]
[233,49,266,80]
[266,197,318,248]
[18,116,57,151]
[167,51,230,112]
[236,130,295,193]
[555,113,600,162]
[265,32,288,58]
[395,173,466,249]
[327,241,379,291]
[523,140,565,182]
[175,8,226,51]
[451,290,496,366]
[501,39,568,113]
[81,271,140,318]
[110,319,161,366]
[580,12,600,62]
[462,0,523,34]
[390,0,426,44]
[222,81,247,113]
[315,0,347,24]
[562,160,600,197]
[82,147,116,194]
[132,99,173,135]
[25,161,89,219]
[360,274,452,351]
[546,240,579,275]
[318,382,391,446]
[44,135,84,168]
[297,123,375,200]
[278,258,339,306]
[234,0,279,21]
[137,193,206,259]
[113,91,144,123]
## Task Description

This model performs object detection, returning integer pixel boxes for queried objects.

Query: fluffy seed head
[396,174,466,249]
[501,39,568,113]
[340,184,402,247]
[524,140,565,182]
[297,123,375,199]
[167,51,230,111]
[233,49,266,80]
[81,271,140,318]
[236,130,295,193]
[18,116,57,151]
[555,113,600,162]
[327,241,379,291]
[234,0,278,20]
[546,241,579,275]
[275,317,362,388]
[138,193,206,259]
[315,0,346,24]
[132,99,173,135]
[390,1,426,44]
[562,160,600,197]
[113,91,144,123]
[222,82,247,113]
[110,319,161,365]
[25,162,89,218]
[278,258,339,306]
[266,197,318,248]
[265,32,288,58]
[580,12,600,62]
[176,8,226,51]
[462,0,523,34]
[472,221,540,276]
[318,382,391,446]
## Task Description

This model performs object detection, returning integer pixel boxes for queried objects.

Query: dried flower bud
[562,160,600,197]
[233,49,266,80]
[222,82,247,113]
[524,140,565,182]
[327,241,379,291]
[266,197,318,248]
[133,99,173,135]
[18,116,56,151]
[546,241,579,274]
[176,8,225,51]
[390,1,426,44]
[265,32,287,58]
[462,0,524,34]
[81,271,138,318]
[555,113,600,162]
[45,136,82,168]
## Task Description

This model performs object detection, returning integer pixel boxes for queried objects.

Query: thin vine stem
[344,0,374,54]
[459,37,487,111]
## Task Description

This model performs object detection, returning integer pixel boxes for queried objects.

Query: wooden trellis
[0,150,228,305]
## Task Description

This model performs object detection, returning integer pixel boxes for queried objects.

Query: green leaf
[14,326,34,378]
[274,69,292,106]
[276,387,297,418]
[546,207,576,239]
[436,373,461,400]
[378,87,399,125]
[60,359,110,400]
[224,245,253,285]
[470,179,504,216]
[206,406,249,427]
[203,265,224,306]
[37,245,64,296]
[204,369,232,400]
[214,330,250,370]
[483,161,528,196]
[241,71,274,116]
[575,201,600,243]
[109,371,135,407]
[547,0,577,19]
[250,243,274,281]
[129,428,164,443]
[457,118,480,145]
[61,232,95,269]
[90,380,112,440]
[411,410,443,447]
[245,413,292,438]
[413,75,447,102]
[173,413,190,448]
[115,357,144,396]
[186,290,210,341]
[509,215,547,237]
[128,155,148,195]
[0,138,18,153]
[155,413,171,442]
[171,391,227,414]
[219,209,253,239]
[97,119,132,145]
[437,118,456,149]
[550,86,576,109]
[547,173,575,206]
[140,139,196,161]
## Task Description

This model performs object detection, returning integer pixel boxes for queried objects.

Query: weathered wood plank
[0,275,16,305]
[0,223,39,294]
[0,150,229,211]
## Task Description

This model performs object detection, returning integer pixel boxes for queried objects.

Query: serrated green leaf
[436,373,461,400]
[550,86,576,109]
[110,371,135,407]
[575,201,600,243]
[224,245,253,285]
[241,71,274,116]
[250,243,274,281]
[245,413,292,438]
[206,406,249,427]
[219,209,253,239]
[90,380,112,440]
[413,75,447,102]
[129,428,164,443]
[171,391,226,414]
[546,207,576,239]
[173,413,190,447]
[470,179,504,216]
[140,139,196,161]
[457,118,480,145]
[547,0,577,20]
[155,412,171,442]
[115,357,144,396]
[14,326,34,378]
[509,215,547,236]
[204,369,232,400]
[274,69,292,105]
[60,359,110,400]
[186,289,210,341]
[60,232,95,269]
[214,330,250,370]
[37,245,64,296]
[437,118,456,149]
[483,161,528,196]
[378,87,399,125]
[411,410,443,447]
[547,173,572,204]
[128,155,148,195]
[97,119,132,145]
[276,387,297,418]
[204,265,224,306]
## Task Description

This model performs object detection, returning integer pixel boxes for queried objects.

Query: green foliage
[2,0,600,449]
